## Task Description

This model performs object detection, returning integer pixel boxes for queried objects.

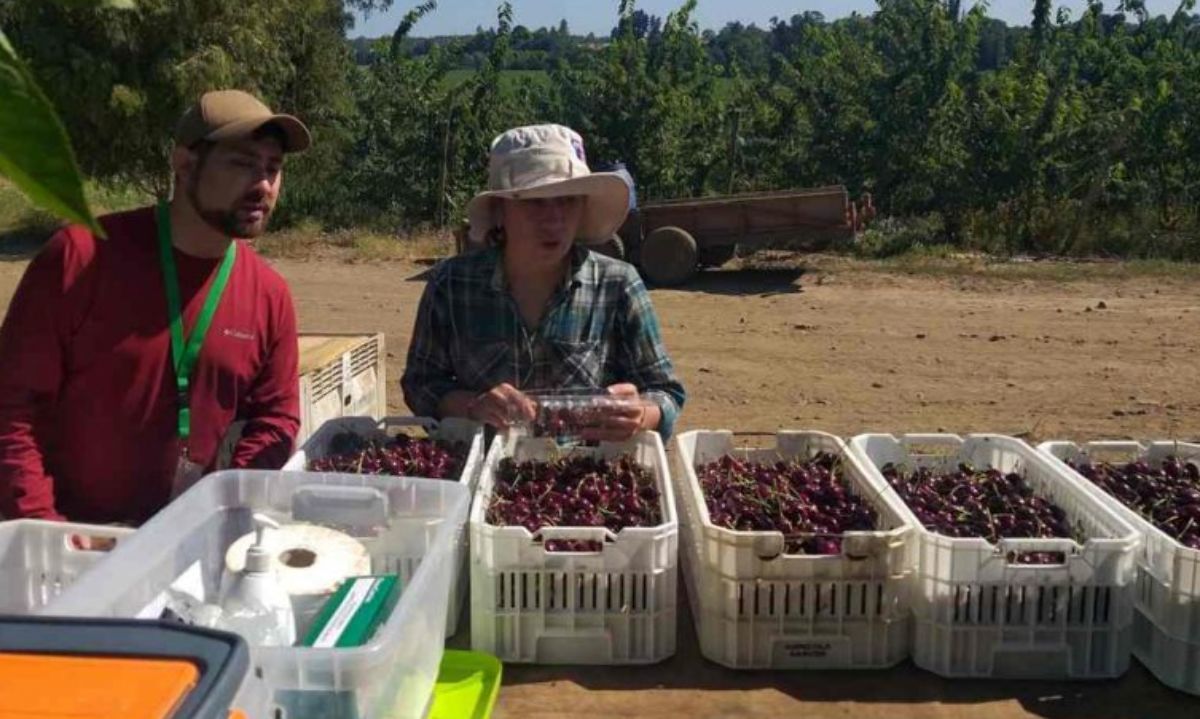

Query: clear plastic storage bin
[284,416,486,637]
[44,470,469,719]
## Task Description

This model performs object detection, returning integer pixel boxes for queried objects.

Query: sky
[353,1,1187,38]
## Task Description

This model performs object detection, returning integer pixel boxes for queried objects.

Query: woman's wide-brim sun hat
[466,124,631,245]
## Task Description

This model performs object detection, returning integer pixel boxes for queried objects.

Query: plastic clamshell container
[1037,439,1200,694]
[470,430,678,664]
[44,470,469,719]
[0,519,133,615]
[849,433,1141,679]
[520,390,646,441]
[672,430,915,669]
[283,415,486,637]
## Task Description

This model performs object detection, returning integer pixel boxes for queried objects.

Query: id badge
[170,447,206,500]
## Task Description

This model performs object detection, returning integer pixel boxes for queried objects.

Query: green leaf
[0,30,104,237]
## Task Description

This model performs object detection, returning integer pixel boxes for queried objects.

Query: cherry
[310,431,466,480]
[696,452,878,555]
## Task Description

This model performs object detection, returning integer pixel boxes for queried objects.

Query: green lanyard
[156,201,237,443]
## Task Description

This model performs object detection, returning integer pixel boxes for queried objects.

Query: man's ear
[170,145,195,185]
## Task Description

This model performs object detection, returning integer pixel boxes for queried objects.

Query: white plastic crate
[284,416,486,483]
[672,430,915,670]
[470,431,678,664]
[0,519,133,614]
[849,433,1141,679]
[284,415,485,638]
[45,470,469,719]
[1038,439,1200,694]
[297,333,387,446]
[1134,606,1200,695]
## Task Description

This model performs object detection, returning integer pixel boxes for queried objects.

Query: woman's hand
[467,383,537,428]
[580,383,658,442]
[69,531,122,551]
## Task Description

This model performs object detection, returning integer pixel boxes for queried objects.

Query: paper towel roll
[224,523,372,636]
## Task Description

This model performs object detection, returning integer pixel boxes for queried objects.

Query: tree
[329,1,548,228]
[392,1,438,60]
[559,0,724,199]
[5,0,1199,257]
[709,22,771,76]
[0,21,104,234]
[1033,0,1053,61]
[2,0,359,198]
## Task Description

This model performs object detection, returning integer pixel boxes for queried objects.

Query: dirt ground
[1,251,1198,718]
[271,253,1200,443]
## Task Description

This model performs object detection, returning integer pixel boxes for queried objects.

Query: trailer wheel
[641,226,698,286]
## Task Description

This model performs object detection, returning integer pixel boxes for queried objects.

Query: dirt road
[1,251,1197,718]
[239,254,1198,441]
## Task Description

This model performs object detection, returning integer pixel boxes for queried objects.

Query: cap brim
[205,114,312,153]
[466,173,630,245]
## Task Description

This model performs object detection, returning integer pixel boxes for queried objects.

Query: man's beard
[185,178,272,239]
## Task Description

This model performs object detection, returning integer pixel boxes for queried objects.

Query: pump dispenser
[218,513,296,646]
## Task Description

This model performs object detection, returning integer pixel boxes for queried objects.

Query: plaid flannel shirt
[402,245,685,437]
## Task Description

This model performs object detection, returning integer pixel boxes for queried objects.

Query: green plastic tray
[429,650,502,719]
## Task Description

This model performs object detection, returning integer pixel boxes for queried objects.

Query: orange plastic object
[0,652,199,718]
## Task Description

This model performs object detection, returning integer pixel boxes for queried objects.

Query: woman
[402,124,685,440]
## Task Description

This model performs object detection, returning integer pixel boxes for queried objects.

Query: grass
[3,178,1196,280]
[350,231,454,263]
[88,182,153,215]
[734,244,1200,284]
[0,180,453,265]
[0,179,151,257]
[845,213,1200,282]
[254,220,454,263]
[862,248,1200,283]
[0,182,64,256]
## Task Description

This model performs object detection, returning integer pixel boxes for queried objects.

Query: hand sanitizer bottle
[219,513,297,646]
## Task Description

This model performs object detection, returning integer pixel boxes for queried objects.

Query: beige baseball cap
[175,90,311,153]
[466,124,630,245]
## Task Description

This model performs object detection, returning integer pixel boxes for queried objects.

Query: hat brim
[205,114,312,153]
[466,173,630,245]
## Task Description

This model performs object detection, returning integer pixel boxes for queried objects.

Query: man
[0,90,310,524]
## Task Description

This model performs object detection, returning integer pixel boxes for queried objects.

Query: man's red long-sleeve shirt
[0,206,300,524]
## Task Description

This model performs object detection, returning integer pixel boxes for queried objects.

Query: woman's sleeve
[613,273,686,438]
[401,271,459,418]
